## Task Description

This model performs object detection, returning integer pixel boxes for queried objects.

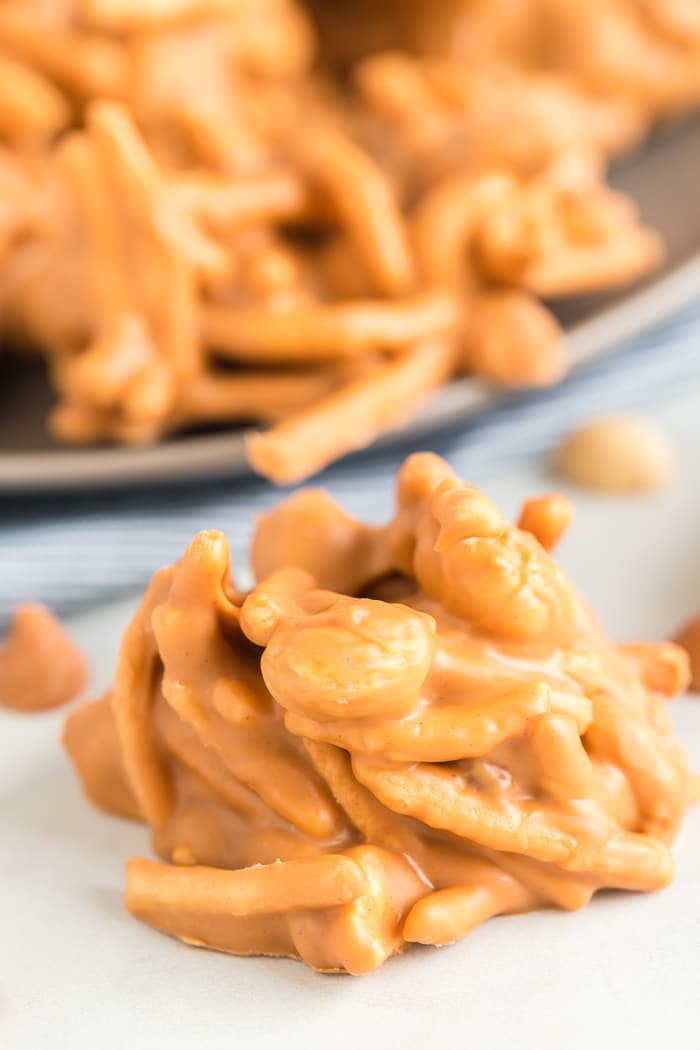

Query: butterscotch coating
[620,642,690,698]
[387,450,458,574]
[413,478,575,642]
[63,695,142,820]
[312,0,700,122]
[126,845,426,975]
[0,603,87,712]
[251,489,390,595]
[517,493,574,552]
[260,597,436,721]
[473,159,664,298]
[63,453,698,974]
[463,290,565,388]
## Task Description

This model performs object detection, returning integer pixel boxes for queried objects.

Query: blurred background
[0,0,698,625]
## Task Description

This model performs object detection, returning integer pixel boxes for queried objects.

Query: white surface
[3,390,700,1050]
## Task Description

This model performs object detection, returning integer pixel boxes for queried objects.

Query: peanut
[553,415,676,493]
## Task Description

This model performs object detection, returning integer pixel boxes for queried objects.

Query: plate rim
[2,245,700,495]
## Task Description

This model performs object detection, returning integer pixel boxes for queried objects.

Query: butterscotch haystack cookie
[3,1,698,481]
[63,453,698,973]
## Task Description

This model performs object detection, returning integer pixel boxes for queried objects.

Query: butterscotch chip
[0,603,87,712]
[674,614,700,693]
[553,416,677,492]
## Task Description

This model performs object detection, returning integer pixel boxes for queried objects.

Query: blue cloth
[2,303,700,625]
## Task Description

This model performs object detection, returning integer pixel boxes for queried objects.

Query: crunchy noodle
[0,603,87,712]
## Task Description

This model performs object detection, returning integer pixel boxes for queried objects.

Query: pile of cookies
[1,0,699,481]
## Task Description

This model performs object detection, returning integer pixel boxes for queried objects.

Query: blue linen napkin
[2,302,699,626]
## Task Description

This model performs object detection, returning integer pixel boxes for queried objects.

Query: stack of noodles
[1,0,700,482]
[64,453,698,973]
